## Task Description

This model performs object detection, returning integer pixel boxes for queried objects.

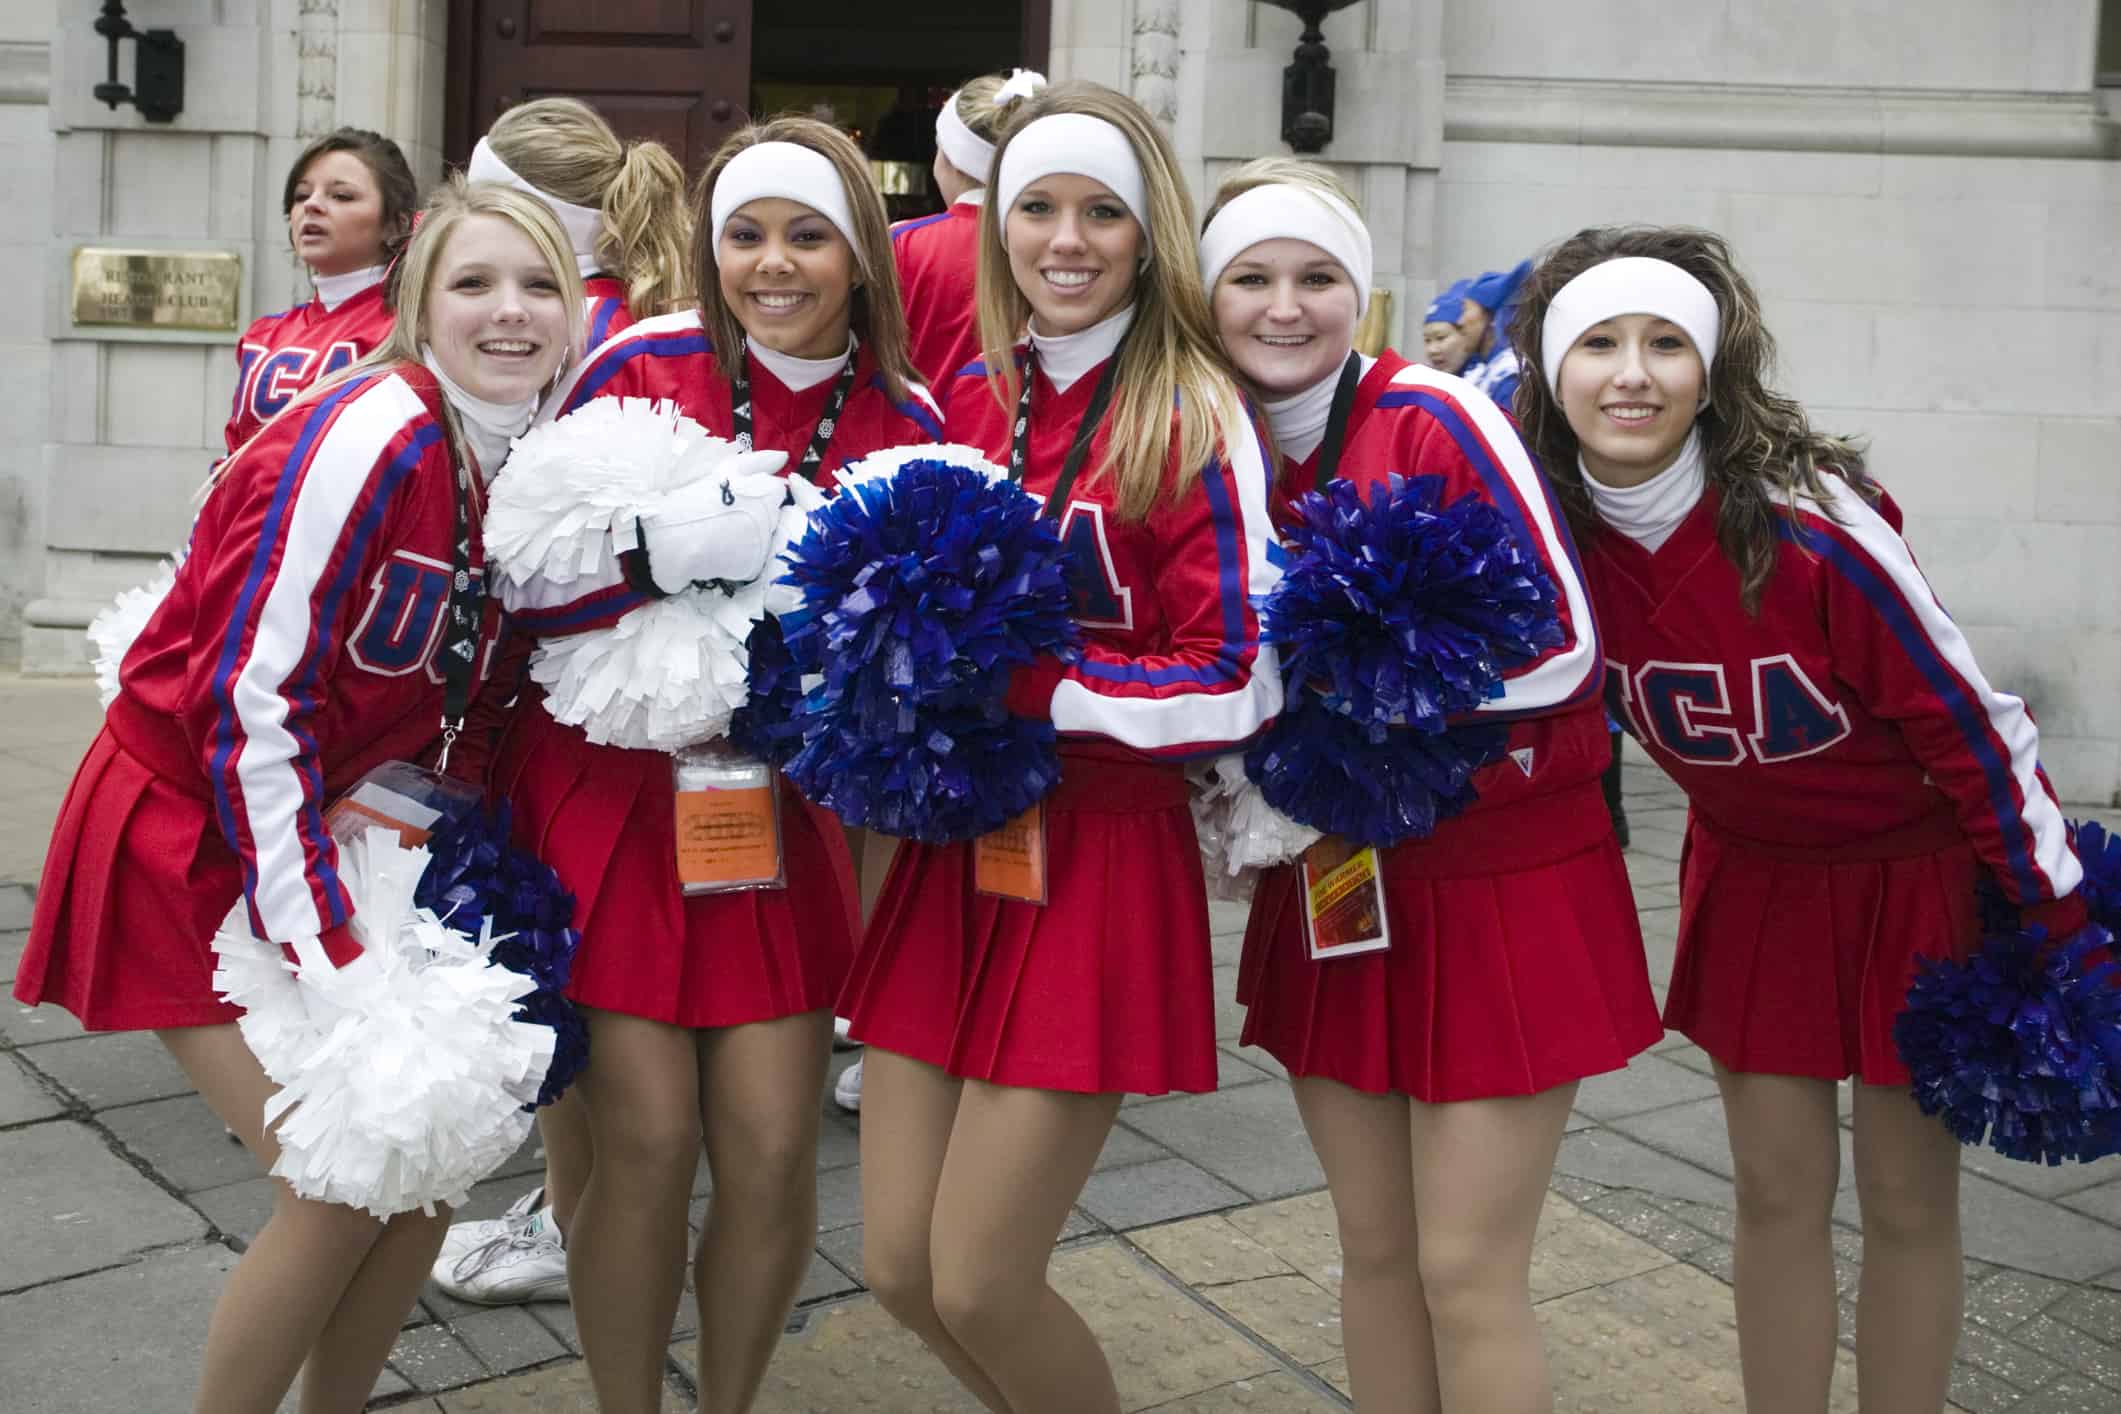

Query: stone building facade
[11,0,2121,801]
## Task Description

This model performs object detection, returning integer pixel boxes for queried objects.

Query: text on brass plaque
[71,247,242,332]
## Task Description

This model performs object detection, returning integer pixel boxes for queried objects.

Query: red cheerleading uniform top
[1588,474,2084,928]
[891,198,984,388]
[109,365,508,957]
[225,270,395,455]
[1280,351,1611,851]
[580,274,638,354]
[944,342,1284,764]
[504,307,943,635]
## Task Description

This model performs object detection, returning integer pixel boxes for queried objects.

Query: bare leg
[569,1008,702,1414]
[857,1048,1011,1412]
[1851,1082,1962,1414]
[1290,1077,1440,1414]
[1405,1084,1577,1414]
[158,1026,398,1414]
[536,1089,593,1236]
[690,1009,832,1411]
[1714,1065,1841,1414]
[297,1208,452,1413]
[929,1081,1124,1414]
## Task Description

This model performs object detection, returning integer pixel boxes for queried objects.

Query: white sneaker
[833,1057,863,1113]
[430,1203,570,1305]
[832,1014,862,1051]
[436,1185,543,1265]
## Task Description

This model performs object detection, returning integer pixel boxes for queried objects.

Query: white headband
[467,137,604,279]
[935,69,1046,185]
[995,113,1152,258]
[709,141,861,255]
[1541,256,1720,392]
[1197,183,1373,318]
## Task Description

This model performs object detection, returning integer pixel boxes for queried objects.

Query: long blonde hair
[691,116,922,406]
[485,98,693,318]
[975,81,1245,520]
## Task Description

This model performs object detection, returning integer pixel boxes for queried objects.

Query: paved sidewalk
[5,671,2121,1412]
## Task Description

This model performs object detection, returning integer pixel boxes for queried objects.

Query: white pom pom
[1189,754,1322,900]
[211,828,556,1218]
[487,398,787,589]
[86,562,177,708]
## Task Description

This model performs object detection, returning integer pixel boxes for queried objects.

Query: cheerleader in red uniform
[468,96,692,354]
[1201,160,1659,1414]
[485,117,937,1414]
[431,94,695,1310]
[1512,227,2085,1414]
[225,129,415,457]
[891,67,1044,386]
[839,82,1281,1414]
[14,182,579,1414]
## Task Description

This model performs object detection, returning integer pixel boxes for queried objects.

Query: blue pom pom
[2073,819,2121,934]
[727,617,804,768]
[416,806,589,1108]
[1243,695,1506,848]
[784,698,1063,843]
[778,457,1080,723]
[1264,473,1563,731]
[1895,922,2121,1165]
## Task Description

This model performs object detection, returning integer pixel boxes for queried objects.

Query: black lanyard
[1010,334,1129,520]
[733,338,861,485]
[433,453,481,770]
[1311,351,1365,493]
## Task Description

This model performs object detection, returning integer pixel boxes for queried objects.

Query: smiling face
[287,150,392,278]
[1211,238,1359,398]
[422,213,571,404]
[1004,172,1144,336]
[716,197,857,360]
[1422,320,1476,375]
[1556,312,1707,487]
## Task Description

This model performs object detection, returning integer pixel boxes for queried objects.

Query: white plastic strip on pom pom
[829,441,1010,495]
[211,827,556,1218]
[1188,753,1322,901]
[86,561,177,708]
[485,398,790,589]
[527,475,825,752]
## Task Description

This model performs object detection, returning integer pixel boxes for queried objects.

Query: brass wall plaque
[71,247,242,332]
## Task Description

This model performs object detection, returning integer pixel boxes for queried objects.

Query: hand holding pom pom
[1245,696,1506,848]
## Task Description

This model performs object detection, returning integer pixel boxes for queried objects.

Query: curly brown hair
[282,127,419,265]
[1510,226,1874,612]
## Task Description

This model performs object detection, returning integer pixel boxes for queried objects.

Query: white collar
[422,346,536,482]
[1030,304,1135,394]
[312,264,387,312]
[1263,354,1373,464]
[952,190,986,208]
[746,334,853,392]
[1581,427,1705,553]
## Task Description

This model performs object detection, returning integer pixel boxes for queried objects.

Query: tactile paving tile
[1531,1194,1678,1302]
[1196,1273,1344,1365]
[435,1360,686,1412]
[1220,1191,1344,1296]
[726,1301,991,1413]
[1130,1214,1300,1286]
[1537,1262,1861,1413]
[1135,1369,1347,1411]
[1052,1241,1286,1409]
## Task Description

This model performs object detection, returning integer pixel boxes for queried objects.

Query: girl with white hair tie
[1199,158,1659,1414]
[891,67,1044,384]
[838,80,1282,1413]
[482,116,939,1414]
[1514,226,2086,1414]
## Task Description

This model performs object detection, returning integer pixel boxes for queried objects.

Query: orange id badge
[1301,836,1391,960]
[974,801,1049,906]
[672,744,785,895]
[322,761,484,849]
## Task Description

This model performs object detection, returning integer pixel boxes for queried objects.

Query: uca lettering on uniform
[1609,654,1852,765]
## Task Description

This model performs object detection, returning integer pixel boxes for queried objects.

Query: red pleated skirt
[494,696,855,1029]
[1663,810,1977,1085]
[1237,782,1660,1102]
[14,729,243,1030]
[838,753,1218,1095]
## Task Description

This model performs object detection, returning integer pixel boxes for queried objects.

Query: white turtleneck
[312,264,387,312]
[953,190,986,208]
[1030,304,1135,393]
[1264,354,1376,464]
[422,347,536,482]
[1581,427,1706,553]
[746,334,853,392]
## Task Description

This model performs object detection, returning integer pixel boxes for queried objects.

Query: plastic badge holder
[974,801,1049,906]
[1301,836,1391,959]
[323,761,485,849]
[672,742,786,895]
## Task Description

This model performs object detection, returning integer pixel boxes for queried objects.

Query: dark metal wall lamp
[1263,0,1363,153]
[93,0,185,123]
